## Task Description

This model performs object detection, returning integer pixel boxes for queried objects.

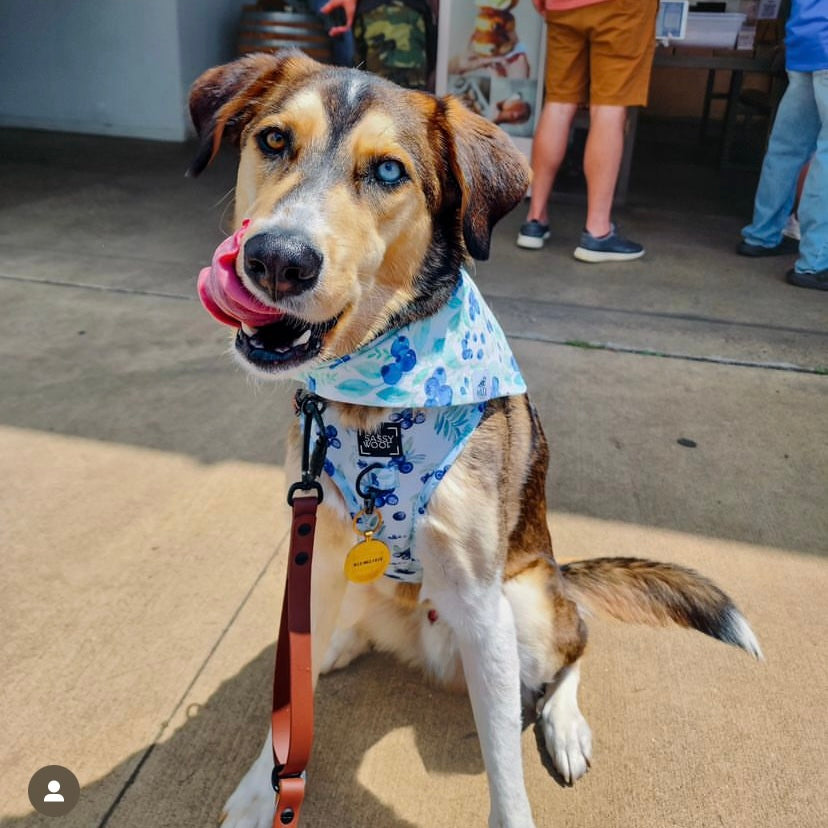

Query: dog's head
[189,50,529,377]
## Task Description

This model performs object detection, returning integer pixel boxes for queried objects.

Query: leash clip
[288,390,327,506]
[271,766,307,793]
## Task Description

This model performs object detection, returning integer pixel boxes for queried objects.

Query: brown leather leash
[271,393,327,827]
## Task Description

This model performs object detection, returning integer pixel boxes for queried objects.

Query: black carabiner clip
[355,462,395,514]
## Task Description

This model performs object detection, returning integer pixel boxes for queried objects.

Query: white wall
[0,0,239,141]
[177,0,239,103]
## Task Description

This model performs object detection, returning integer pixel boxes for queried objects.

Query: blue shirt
[786,0,828,72]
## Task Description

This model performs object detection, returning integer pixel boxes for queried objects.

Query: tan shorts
[544,0,658,107]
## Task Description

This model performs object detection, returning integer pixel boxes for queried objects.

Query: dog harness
[301,269,526,582]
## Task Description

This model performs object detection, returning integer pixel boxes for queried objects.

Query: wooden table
[653,46,781,168]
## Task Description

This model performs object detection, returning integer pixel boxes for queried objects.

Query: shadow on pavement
[1,649,485,828]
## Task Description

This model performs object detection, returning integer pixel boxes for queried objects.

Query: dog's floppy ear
[187,49,322,177]
[442,97,531,260]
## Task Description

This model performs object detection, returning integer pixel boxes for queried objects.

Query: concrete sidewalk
[1,127,826,828]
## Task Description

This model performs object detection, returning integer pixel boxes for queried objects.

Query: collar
[301,269,526,407]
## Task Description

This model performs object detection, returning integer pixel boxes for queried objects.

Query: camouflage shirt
[354,0,433,90]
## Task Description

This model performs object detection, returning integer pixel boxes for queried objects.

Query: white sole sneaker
[517,232,548,249]
[782,214,801,241]
[573,246,645,263]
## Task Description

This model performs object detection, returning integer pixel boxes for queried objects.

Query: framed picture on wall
[656,0,689,41]
[434,0,547,159]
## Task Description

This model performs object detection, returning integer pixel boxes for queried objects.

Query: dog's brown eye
[258,128,289,156]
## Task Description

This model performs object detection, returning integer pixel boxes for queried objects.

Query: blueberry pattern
[302,269,526,406]
[300,268,526,582]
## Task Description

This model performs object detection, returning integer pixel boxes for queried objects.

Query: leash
[271,392,327,827]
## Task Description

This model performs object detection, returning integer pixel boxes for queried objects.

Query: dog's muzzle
[197,222,337,374]
[244,232,322,300]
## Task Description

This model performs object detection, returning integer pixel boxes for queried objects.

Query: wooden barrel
[238,5,333,64]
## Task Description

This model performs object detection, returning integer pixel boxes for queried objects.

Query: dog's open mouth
[197,222,339,371]
[235,314,338,371]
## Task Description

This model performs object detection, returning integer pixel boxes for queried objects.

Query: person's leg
[792,70,828,279]
[742,71,820,249]
[524,101,579,225]
[568,0,655,261]
[582,104,627,238]
[517,10,587,249]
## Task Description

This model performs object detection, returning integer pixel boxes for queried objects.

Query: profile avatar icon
[43,780,65,802]
[28,764,80,815]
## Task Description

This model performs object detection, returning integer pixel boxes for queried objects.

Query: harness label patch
[357,423,402,457]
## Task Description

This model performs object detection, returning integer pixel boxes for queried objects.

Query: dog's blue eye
[258,128,289,156]
[374,159,405,185]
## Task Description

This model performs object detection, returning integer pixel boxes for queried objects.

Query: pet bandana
[301,271,526,582]
[300,271,525,407]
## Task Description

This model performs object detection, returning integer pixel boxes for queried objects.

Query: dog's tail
[559,557,762,659]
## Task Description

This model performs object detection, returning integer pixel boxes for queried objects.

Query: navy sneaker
[516,219,550,249]
[573,224,644,262]
[786,268,828,291]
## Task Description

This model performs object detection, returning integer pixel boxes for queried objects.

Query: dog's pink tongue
[197,220,284,328]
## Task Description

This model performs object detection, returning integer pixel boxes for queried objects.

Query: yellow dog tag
[345,510,391,584]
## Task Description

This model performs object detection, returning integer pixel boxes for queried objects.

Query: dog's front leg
[308,506,353,679]
[419,537,535,828]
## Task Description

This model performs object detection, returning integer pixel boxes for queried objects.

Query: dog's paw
[319,626,370,674]
[538,694,592,785]
[220,781,275,828]
[220,738,275,828]
[488,808,537,828]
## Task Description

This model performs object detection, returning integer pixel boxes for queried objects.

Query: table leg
[720,69,744,168]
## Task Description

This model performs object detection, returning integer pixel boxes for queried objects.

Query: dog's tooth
[292,330,312,347]
[241,323,257,336]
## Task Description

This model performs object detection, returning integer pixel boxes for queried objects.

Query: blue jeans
[742,69,828,274]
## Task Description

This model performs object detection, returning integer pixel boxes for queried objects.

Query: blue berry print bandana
[301,269,526,406]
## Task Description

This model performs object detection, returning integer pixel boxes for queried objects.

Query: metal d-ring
[352,508,383,537]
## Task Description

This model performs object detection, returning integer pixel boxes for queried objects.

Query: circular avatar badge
[28,765,80,817]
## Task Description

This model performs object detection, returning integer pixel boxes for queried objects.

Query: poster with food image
[435,0,546,155]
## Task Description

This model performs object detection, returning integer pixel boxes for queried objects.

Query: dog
[188,50,762,828]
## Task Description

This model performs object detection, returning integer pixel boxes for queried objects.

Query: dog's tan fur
[190,51,761,828]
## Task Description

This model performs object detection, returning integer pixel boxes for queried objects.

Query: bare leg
[525,102,579,224]
[583,104,627,238]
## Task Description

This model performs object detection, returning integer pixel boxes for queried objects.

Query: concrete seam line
[0,272,191,300]
[2,273,823,374]
[488,294,828,338]
[507,333,828,375]
[96,526,290,827]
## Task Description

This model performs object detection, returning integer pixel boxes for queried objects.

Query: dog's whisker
[212,186,236,210]
[218,198,236,236]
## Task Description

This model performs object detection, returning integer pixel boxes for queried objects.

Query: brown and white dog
[188,50,761,828]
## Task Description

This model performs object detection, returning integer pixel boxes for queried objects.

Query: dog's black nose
[243,233,322,299]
